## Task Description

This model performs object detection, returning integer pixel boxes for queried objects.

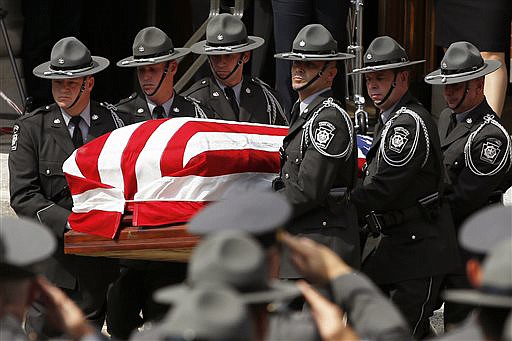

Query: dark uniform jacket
[351,92,459,284]
[182,76,288,125]
[113,92,212,123]
[8,101,125,290]
[438,99,511,228]
[277,90,360,278]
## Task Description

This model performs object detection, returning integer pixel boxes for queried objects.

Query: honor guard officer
[106,26,210,340]
[114,26,210,122]
[8,37,125,338]
[349,36,459,338]
[273,24,360,279]
[425,41,512,328]
[182,13,287,125]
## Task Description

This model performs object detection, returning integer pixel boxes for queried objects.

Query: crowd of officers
[2,12,512,341]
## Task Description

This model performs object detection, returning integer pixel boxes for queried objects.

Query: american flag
[63,117,373,239]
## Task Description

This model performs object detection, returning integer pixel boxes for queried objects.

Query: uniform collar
[216,78,243,104]
[60,101,91,127]
[453,100,483,123]
[146,92,175,118]
[299,88,330,114]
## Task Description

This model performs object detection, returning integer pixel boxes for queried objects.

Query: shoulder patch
[10,124,19,151]
[314,121,336,150]
[480,138,502,164]
[388,126,410,153]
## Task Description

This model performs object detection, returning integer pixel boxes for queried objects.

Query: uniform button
[46,169,50,175]
[295,158,299,163]
[411,235,416,240]
[284,173,290,179]
[322,221,327,227]
[454,161,458,166]
[365,170,370,176]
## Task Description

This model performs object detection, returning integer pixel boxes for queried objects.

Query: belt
[364,192,440,237]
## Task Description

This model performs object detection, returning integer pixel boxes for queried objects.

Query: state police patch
[388,126,409,153]
[314,121,336,150]
[11,124,19,151]
[480,138,502,164]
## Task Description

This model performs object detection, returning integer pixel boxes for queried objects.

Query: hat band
[121,50,176,65]
[480,284,512,296]
[204,39,249,52]
[281,51,340,59]
[425,63,487,83]
[44,61,94,76]
[365,57,408,67]
[440,62,485,75]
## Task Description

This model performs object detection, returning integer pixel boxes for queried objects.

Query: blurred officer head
[351,36,424,112]
[187,191,292,278]
[0,217,55,321]
[425,41,501,113]
[190,13,264,88]
[155,231,300,341]
[117,26,190,106]
[275,24,354,101]
[33,37,110,116]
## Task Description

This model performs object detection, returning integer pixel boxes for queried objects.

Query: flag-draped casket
[63,117,373,241]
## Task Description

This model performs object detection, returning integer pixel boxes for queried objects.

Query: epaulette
[183,95,201,104]
[251,77,271,89]
[182,78,210,96]
[21,103,55,120]
[115,92,139,107]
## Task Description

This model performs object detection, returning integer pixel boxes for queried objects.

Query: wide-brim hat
[145,286,253,341]
[349,36,424,74]
[275,24,354,61]
[444,239,512,308]
[425,41,501,85]
[154,231,300,304]
[0,217,56,279]
[187,191,291,248]
[190,13,264,55]
[459,204,512,255]
[117,26,190,67]
[33,37,109,79]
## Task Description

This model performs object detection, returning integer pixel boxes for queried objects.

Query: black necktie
[446,113,457,137]
[224,87,239,119]
[153,105,165,119]
[70,116,84,148]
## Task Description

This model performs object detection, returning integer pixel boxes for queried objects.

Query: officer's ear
[85,76,95,92]
[241,51,251,63]
[168,60,178,77]
[325,61,337,81]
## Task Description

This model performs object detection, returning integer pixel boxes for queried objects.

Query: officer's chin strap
[374,71,398,107]
[66,77,87,110]
[453,81,469,111]
[209,54,244,81]
[295,61,329,92]
[144,61,170,97]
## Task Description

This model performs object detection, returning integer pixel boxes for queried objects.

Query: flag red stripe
[133,201,208,227]
[68,209,122,239]
[75,133,110,183]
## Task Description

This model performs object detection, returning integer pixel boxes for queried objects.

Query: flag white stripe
[135,118,191,191]
[183,132,285,167]
[98,121,144,189]
[62,150,84,178]
[72,187,125,213]
[134,172,276,202]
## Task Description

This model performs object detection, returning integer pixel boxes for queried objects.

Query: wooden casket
[64,215,200,262]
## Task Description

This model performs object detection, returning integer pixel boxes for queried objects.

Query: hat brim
[154,280,300,305]
[33,56,110,79]
[190,36,264,55]
[116,48,191,67]
[348,60,425,75]
[425,60,501,85]
[443,289,512,308]
[274,51,355,61]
